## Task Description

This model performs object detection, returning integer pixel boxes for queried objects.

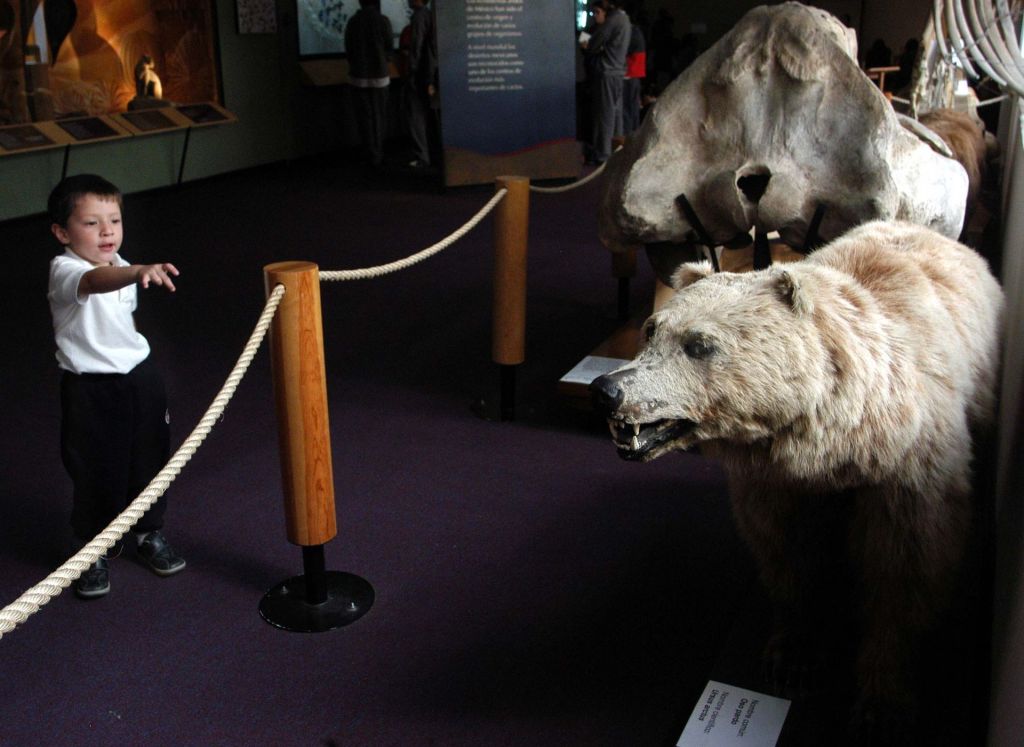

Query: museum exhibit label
[436,0,580,186]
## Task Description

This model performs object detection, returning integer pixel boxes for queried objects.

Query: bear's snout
[590,372,627,416]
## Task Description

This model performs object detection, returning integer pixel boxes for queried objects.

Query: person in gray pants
[405,0,437,168]
[581,0,629,163]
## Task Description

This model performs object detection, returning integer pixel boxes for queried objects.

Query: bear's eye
[643,322,657,342]
[682,336,714,359]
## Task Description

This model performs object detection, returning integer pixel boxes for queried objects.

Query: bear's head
[590,261,824,461]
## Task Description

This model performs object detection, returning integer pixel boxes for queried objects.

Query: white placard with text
[559,355,627,385]
[677,681,790,747]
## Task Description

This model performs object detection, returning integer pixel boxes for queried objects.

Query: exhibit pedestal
[259,545,374,633]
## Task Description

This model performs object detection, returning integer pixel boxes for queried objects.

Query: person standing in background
[622,5,646,136]
[345,0,394,167]
[405,0,438,168]
[581,0,629,164]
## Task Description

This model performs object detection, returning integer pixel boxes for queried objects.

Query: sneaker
[137,531,186,577]
[75,557,110,599]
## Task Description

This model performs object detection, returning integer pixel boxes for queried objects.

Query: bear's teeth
[632,423,640,436]
[631,435,641,450]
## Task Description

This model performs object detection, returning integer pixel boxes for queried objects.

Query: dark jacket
[345,6,394,81]
[408,4,438,90]
[586,9,630,76]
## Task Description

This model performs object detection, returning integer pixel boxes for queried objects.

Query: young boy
[47,174,186,599]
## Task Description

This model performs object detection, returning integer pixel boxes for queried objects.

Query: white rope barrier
[528,159,611,194]
[0,285,287,641]
[319,189,507,281]
[1,186,515,640]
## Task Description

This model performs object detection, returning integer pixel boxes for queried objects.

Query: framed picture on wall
[238,0,278,34]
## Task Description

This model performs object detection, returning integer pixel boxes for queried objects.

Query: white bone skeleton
[597,2,968,260]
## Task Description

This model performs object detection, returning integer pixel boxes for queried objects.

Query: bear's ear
[670,261,714,290]
[772,268,814,316]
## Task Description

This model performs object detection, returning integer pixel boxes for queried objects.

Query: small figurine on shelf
[135,55,162,99]
[128,55,169,110]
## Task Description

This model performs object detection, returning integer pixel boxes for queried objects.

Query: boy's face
[51,193,123,266]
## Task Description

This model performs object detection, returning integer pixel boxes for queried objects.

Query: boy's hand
[137,263,179,292]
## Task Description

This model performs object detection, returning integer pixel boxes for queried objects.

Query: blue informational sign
[436,1,576,157]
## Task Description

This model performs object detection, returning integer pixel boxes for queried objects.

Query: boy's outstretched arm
[78,263,179,297]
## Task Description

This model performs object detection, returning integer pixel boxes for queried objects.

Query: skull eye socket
[683,335,715,359]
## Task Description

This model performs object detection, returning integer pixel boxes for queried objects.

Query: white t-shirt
[48,249,150,374]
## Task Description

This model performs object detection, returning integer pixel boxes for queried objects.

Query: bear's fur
[590,220,1003,731]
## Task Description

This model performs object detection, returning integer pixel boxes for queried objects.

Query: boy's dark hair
[47,174,123,227]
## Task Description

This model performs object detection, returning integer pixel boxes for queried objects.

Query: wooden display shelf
[0,121,71,154]
[53,114,132,145]
[111,106,191,135]
[173,101,237,127]
[0,103,236,156]
[0,115,131,156]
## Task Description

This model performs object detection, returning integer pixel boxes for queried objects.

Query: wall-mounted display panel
[436,0,580,186]
[296,0,410,58]
[575,0,588,31]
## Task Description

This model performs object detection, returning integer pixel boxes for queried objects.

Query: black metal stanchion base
[259,545,374,632]
[499,364,516,422]
[259,571,374,632]
[471,364,518,422]
[470,396,498,421]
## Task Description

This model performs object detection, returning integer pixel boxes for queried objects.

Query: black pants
[622,77,642,135]
[404,81,434,165]
[353,85,389,166]
[60,357,170,542]
[591,72,623,162]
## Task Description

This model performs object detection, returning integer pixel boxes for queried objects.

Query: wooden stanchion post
[258,261,373,633]
[492,176,530,421]
[612,247,637,320]
[264,261,336,547]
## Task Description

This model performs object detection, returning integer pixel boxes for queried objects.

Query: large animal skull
[598,2,968,265]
